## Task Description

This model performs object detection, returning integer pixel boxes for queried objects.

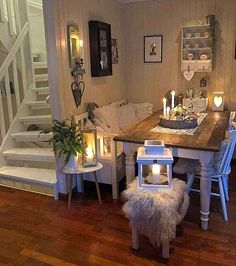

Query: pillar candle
[163,98,167,116]
[171,91,175,109]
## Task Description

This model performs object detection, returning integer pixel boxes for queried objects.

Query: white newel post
[199,151,214,230]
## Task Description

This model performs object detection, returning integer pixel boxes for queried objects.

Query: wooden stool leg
[67,174,73,209]
[132,226,139,250]
[93,171,102,204]
[162,240,169,258]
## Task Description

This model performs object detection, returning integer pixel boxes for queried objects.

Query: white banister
[0,0,4,22]
[12,57,20,108]
[13,0,21,34]
[0,22,29,81]
[20,46,27,95]
[4,71,13,123]
[0,90,6,139]
[6,0,14,35]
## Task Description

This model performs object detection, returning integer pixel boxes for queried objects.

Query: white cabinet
[181,24,213,72]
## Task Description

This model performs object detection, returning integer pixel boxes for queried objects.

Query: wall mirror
[68,24,82,69]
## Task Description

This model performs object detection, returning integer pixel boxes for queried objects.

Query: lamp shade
[212,92,224,111]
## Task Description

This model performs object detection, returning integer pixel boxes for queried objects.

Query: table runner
[151,113,208,135]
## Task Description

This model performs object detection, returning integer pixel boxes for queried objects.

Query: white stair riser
[12,134,52,142]
[35,74,48,82]
[19,115,52,125]
[4,154,54,162]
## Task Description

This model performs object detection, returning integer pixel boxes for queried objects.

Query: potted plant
[40,119,84,169]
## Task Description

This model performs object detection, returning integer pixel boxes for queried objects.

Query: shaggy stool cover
[122,179,189,258]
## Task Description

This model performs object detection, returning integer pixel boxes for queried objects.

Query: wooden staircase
[0,58,58,198]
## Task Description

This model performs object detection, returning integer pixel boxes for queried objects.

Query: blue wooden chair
[186,129,236,221]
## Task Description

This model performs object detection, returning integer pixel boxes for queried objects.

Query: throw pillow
[117,103,138,131]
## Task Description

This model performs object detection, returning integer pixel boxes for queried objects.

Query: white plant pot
[65,155,78,170]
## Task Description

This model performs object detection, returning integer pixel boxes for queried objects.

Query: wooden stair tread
[33,62,48,69]
[3,148,55,162]
[0,166,56,185]
[35,74,48,81]
[11,131,52,142]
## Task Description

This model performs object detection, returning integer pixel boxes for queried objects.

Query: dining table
[113,110,229,230]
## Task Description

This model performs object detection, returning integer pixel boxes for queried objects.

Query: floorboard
[0,164,236,265]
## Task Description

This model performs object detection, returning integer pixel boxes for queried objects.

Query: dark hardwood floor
[0,166,236,266]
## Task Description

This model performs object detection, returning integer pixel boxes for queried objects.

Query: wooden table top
[114,110,229,152]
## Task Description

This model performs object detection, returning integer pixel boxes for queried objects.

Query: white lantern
[137,143,173,191]
[212,92,224,111]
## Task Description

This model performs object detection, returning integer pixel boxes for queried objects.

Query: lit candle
[86,146,94,163]
[166,106,170,117]
[79,40,83,59]
[152,164,160,183]
[171,91,175,109]
[163,98,167,116]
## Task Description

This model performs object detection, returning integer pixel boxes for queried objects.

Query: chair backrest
[73,112,89,128]
[228,111,236,130]
[219,129,236,174]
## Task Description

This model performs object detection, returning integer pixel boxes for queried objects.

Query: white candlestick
[86,146,94,163]
[171,91,175,109]
[163,98,167,116]
[166,106,170,117]
[152,164,160,183]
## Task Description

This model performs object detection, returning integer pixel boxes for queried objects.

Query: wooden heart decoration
[214,96,223,108]
[183,70,195,81]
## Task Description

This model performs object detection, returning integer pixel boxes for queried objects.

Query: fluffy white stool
[122,179,189,258]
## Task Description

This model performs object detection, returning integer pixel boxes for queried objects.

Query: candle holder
[137,144,173,191]
[81,127,98,167]
[159,104,198,129]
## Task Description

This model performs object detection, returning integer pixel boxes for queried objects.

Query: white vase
[65,155,78,170]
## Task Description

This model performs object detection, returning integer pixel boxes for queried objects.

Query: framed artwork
[89,21,112,77]
[112,39,119,64]
[144,35,163,63]
[67,24,81,68]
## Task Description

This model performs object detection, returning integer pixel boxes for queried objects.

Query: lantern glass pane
[82,129,97,167]
[141,164,169,185]
[103,136,111,155]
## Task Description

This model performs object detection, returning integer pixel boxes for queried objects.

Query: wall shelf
[181,24,213,72]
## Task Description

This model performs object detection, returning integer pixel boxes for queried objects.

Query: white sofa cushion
[94,103,120,134]
[133,102,153,121]
[117,103,138,131]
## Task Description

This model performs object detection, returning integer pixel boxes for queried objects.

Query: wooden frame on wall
[89,20,112,77]
[144,35,163,63]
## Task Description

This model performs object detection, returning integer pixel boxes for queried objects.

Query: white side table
[63,162,103,208]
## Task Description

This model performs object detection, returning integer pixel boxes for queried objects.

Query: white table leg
[126,152,136,185]
[112,141,119,200]
[199,151,213,230]
[76,173,84,193]
[162,240,169,258]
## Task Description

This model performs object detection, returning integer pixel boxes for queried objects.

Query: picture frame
[89,21,112,77]
[144,35,163,63]
[67,24,81,69]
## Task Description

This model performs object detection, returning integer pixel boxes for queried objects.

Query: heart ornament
[214,96,223,108]
[183,70,195,81]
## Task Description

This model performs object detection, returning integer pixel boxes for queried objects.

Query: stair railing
[0,21,32,141]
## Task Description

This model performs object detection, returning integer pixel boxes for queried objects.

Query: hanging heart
[183,70,195,81]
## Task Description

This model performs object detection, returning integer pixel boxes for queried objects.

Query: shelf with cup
[181,23,213,73]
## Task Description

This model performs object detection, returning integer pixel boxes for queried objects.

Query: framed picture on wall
[67,24,81,68]
[89,20,112,77]
[144,35,163,63]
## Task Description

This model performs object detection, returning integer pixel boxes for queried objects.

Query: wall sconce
[67,24,85,78]
[212,92,225,111]
[81,127,98,167]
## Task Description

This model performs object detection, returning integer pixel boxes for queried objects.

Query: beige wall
[46,0,125,119]
[123,0,236,110]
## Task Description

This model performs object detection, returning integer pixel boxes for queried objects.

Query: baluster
[6,0,14,35]
[0,82,6,139]
[0,0,4,22]
[13,0,21,34]
[20,45,27,95]
[13,57,20,108]
[4,71,13,124]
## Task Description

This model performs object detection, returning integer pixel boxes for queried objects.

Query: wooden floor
[0,168,236,266]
